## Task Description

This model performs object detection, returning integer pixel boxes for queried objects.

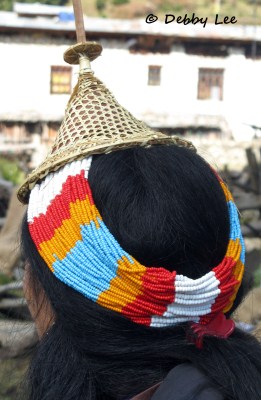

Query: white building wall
[1,35,261,141]
[93,41,261,140]
[0,39,78,119]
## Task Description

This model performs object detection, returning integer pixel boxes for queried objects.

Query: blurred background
[0,1,261,398]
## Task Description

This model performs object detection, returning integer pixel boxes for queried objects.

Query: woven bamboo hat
[17,18,195,204]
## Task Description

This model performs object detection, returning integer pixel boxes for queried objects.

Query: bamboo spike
[63,0,102,67]
[72,0,86,43]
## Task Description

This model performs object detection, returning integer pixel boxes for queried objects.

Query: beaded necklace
[27,157,245,328]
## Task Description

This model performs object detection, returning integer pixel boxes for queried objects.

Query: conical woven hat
[17,56,195,204]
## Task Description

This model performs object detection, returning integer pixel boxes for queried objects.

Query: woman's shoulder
[131,363,224,400]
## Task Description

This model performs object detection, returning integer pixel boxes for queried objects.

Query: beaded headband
[27,157,245,328]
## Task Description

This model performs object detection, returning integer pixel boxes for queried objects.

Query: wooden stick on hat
[72,0,86,42]
[63,0,102,72]
[17,0,195,204]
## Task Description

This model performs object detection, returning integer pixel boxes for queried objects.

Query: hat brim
[17,133,195,204]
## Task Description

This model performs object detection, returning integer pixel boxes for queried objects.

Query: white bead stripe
[150,271,220,327]
[151,315,200,327]
[174,289,220,300]
[28,158,92,223]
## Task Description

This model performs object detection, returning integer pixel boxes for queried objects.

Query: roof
[0,109,227,130]
[0,110,63,123]
[14,2,74,17]
[0,10,261,42]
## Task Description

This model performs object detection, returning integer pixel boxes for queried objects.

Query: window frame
[197,68,224,101]
[148,65,162,86]
[50,65,72,95]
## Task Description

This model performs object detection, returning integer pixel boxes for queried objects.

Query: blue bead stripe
[228,201,241,241]
[53,219,134,300]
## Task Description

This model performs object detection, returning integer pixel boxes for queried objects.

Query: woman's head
[21,145,261,400]
[23,144,246,331]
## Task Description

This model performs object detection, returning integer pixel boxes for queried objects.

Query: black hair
[21,145,261,400]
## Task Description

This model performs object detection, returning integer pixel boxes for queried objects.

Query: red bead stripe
[199,256,237,324]
[121,268,176,323]
[29,171,94,248]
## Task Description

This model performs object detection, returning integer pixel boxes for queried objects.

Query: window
[198,68,224,100]
[148,65,161,86]
[50,66,72,94]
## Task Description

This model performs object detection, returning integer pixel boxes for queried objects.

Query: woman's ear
[23,263,55,338]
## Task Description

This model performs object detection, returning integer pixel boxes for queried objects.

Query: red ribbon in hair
[188,312,235,349]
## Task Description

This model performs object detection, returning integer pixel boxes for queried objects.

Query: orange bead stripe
[36,197,100,270]
[97,256,147,313]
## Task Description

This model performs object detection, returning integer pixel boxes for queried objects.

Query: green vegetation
[254,265,261,287]
[96,0,106,12]
[0,0,68,11]
[0,357,29,400]
[0,273,12,285]
[0,158,25,185]
[0,0,11,11]
[111,0,129,5]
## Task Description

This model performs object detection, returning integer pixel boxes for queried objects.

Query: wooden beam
[72,0,86,43]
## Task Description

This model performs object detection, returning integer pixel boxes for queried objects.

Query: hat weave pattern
[18,73,195,203]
